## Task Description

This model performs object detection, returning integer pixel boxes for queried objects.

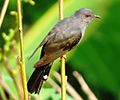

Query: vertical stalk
[59,0,64,19]
[61,55,66,100]
[58,0,66,100]
[0,0,10,29]
[17,0,28,99]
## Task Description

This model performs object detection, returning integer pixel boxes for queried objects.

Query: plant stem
[0,0,10,29]
[58,0,66,100]
[73,71,97,100]
[17,0,28,99]
[61,55,66,100]
[59,0,64,20]
[48,78,61,93]
[54,72,83,100]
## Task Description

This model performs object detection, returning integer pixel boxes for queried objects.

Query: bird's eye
[85,14,91,18]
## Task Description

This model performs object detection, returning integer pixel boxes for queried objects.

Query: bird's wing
[29,18,75,60]
[28,37,48,60]
[34,27,82,67]
[28,19,69,60]
[28,31,56,60]
[28,26,63,60]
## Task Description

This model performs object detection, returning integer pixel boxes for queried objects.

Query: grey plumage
[27,8,100,94]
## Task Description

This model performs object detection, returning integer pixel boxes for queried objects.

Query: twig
[47,77,61,93]
[73,71,98,100]
[58,0,66,100]
[12,45,24,99]
[0,0,10,29]
[17,0,28,99]
[54,72,83,100]
[0,75,16,100]
[17,65,24,99]
[3,56,22,99]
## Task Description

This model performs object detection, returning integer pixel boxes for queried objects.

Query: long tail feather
[27,63,52,94]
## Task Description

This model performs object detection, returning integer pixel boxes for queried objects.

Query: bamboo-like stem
[17,65,24,99]
[0,0,10,29]
[12,46,24,99]
[58,0,66,100]
[17,0,28,99]
[73,71,97,100]
[60,55,66,100]
[54,72,83,100]
[59,0,64,20]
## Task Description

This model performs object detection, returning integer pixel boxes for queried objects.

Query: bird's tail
[27,63,52,94]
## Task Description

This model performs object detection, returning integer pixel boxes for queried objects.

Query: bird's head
[74,8,100,23]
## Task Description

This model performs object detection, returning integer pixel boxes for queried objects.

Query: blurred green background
[0,0,120,100]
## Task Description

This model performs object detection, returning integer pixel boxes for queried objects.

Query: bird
[27,8,100,94]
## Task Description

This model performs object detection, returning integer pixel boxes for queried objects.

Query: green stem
[59,0,66,100]
[0,0,10,29]
[61,55,66,100]
[17,0,28,99]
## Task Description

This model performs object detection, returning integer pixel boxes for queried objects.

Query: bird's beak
[94,15,101,19]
